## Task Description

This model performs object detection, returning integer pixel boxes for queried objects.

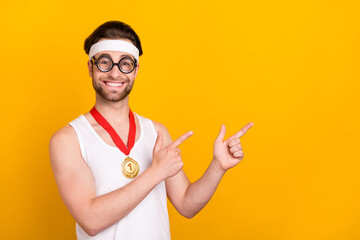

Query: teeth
[106,82,123,86]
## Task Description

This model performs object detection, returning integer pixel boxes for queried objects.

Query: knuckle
[230,138,240,147]
[234,151,244,157]
[230,145,239,152]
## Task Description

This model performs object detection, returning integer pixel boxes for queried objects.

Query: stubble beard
[92,77,134,102]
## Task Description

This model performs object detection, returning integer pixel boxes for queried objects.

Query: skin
[49,38,254,236]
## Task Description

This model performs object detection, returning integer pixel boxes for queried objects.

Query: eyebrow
[95,53,134,61]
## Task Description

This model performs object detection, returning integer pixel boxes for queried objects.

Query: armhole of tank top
[68,122,88,163]
[148,118,158,139]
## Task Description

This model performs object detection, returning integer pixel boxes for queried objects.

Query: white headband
[88,39,139,61]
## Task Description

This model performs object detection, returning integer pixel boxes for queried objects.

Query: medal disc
[121,156,139,179]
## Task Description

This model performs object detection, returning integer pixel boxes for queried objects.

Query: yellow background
[1,0,359,239]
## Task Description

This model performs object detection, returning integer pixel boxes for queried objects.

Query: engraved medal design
[121,156,139,179]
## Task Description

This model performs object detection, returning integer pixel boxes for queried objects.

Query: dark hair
[84,21,143,56]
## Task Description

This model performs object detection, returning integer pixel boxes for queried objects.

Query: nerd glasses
[92,56,137,74]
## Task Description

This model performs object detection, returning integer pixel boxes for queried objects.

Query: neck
[94,94,130,125]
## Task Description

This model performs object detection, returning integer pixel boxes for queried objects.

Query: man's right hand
[152,130,193,180]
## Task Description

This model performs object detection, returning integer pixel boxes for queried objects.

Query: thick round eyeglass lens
[120,58,135,73]
[97,57,112,71]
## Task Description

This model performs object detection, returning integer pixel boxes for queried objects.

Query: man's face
[88,40,139,102]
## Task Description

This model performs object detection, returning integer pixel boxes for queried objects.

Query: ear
[87,60,93,77]
[134,64,140,78]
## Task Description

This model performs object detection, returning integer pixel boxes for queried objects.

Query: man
[49,21,253,239]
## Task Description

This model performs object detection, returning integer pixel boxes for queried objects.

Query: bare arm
[49,125,192,236]
[154,121,254,218]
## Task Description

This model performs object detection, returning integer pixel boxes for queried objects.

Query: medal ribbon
[90,106,136,156]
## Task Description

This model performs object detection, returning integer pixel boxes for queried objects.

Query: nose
[107,64,123,78]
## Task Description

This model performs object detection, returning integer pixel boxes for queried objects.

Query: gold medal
[121,156,139,179]
[90,107,139,179]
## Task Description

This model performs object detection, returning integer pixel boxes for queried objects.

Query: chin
[102,90,132,102]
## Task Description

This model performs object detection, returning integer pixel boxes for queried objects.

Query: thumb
[215,124,226,143]
[154,130,163,151]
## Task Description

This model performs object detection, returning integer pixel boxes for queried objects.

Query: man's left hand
[213,122,254,172]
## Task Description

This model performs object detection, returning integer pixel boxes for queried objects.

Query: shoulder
[150,119,168,133]
[50,114,86,147]
[134,113,165,131]
[149,119,173,146]
[49,124,80,164]
[50,124,77,148]
[135,113,173,144]
[136,112,169,133]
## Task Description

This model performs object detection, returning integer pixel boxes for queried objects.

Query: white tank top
[69,113,170,240]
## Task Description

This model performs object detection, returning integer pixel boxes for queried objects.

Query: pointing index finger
[229,122,254,141]
[169,131,193,148]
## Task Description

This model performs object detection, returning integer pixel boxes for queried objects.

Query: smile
[104,81,125,87]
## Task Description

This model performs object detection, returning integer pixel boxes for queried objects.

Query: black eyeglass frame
[92,56,137,74]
